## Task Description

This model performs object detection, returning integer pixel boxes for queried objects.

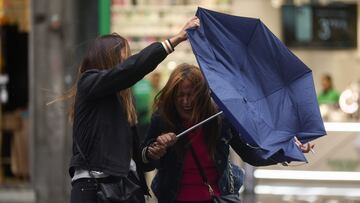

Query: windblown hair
[54,33,137,126]
[154,63,220,158]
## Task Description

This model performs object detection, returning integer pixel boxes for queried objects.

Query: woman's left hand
[294,137,315,153]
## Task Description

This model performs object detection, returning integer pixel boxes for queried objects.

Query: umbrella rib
[246,19,261,47]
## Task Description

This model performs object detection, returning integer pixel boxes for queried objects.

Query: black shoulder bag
[189,145,241,203]
[75,141,143,203]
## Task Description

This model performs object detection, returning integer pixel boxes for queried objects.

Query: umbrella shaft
[176,111,223,138]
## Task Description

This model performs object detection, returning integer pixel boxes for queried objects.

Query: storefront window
[0,0,30,185]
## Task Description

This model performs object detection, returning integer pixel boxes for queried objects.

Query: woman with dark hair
[66,17,200,203]
[141,64,314,203]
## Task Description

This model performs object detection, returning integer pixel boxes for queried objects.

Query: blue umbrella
[186,7,326,163]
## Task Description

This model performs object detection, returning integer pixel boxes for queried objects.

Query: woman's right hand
[169,16,200,48]
[147,133,177,160]
[177,16,200,41]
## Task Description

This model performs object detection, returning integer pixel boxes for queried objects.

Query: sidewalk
[0,187,35,203]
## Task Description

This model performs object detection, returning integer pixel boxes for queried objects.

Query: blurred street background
[1,0,360,202]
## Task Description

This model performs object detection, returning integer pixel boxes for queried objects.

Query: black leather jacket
[69,43,168,192]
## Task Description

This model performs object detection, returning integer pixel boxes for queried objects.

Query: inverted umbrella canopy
[187,7,326,163]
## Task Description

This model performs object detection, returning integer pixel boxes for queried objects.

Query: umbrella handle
[176,111,223,138]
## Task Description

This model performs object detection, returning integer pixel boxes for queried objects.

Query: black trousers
[70,172,145,203]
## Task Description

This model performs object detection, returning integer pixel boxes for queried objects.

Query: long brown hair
[52,33,137,126]
[154,63,220,158]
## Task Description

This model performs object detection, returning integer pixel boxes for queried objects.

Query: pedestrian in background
[318,74,340,105]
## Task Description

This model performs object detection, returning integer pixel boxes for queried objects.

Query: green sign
[99,0,111,35]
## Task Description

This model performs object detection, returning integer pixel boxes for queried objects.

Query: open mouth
[183,106,192,112]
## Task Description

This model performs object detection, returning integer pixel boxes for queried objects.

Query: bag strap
[75,141,87,165]
[189,144,215,197]
[74,140,99,184]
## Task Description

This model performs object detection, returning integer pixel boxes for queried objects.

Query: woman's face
[175,79,195,121]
